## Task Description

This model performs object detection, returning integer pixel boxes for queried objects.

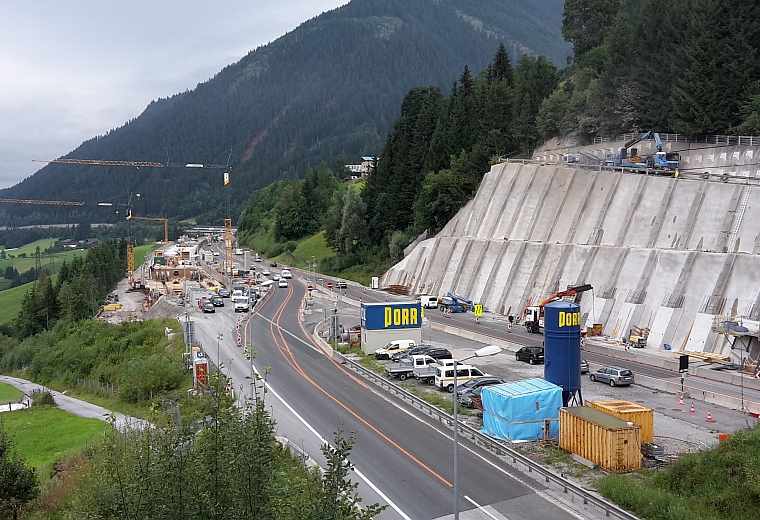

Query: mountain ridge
[0,0,568,225]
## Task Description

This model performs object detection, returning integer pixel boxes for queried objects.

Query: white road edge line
[463,495,502,519]
[250,362,412,520]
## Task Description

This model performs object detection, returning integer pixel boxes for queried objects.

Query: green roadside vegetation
[1,407,106,470]
[596,424,760,520]
[0,381,23,404]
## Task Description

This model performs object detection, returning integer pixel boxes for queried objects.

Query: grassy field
[134,242,160,267]
[0,381,24,404]
[0,282,37,325]
[277,231,333,270]
[0,247,84,275]
[2,407,106,470]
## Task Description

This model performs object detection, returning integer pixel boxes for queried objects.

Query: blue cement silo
[543,301,583,406]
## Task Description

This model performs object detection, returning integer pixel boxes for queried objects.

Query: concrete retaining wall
[382,162,760,357]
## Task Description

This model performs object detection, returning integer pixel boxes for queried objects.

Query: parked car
[455,376,504,398]
[589,366,634,386]
[459,386,490,408]
[391,345,432,362]
[581,358,589,374]
[202,301,215,313]
[435,364,487,393]
[374,339,416,360]
[389,346,452,362]
[211,296,224,307]
[218,288,230,298]
[515,346,544,365]
[278,278,288,288]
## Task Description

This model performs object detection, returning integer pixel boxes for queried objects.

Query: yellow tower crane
[33,158,231,185]
[0,198,84,206]
[130,215,169,243]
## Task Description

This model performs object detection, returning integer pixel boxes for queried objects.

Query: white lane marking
[250,363,412,520]
[464,495,503,519]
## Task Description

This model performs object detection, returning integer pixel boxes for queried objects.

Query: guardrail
[339,356,640,520]
[593,133,760,146]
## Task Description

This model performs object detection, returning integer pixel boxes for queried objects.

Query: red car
[198,297,209,309]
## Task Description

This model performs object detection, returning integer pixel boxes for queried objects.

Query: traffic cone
[706,410,715,423]
[678,393,685,405]
[690,402,695,414]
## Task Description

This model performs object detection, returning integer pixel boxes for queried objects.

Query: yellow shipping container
[103,304,118,311]
[587,399,654,443]
[559,406,641,472]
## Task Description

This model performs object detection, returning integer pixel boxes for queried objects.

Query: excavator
[524,284,593,334]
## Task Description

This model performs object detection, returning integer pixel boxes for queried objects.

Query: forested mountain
[0,0,569,226]
[537,0,760,140]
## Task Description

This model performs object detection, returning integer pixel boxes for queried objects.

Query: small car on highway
[589,366,634,386]
[278,278,288,288]
[273,274,281,281]
[218,288,230,298]
[202,301,215,313]
[270,261,278,267]
[336,280,347,289]
[515,346,544,365]
[198,297,210,309]
[262,269,271,276]
[211,296,224,307]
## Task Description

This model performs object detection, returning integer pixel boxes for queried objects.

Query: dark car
[458,386,489,409]
[590,366,634,386]
[427,348,453,360]
[455,376,504,398]
[202,301,215,313]
[218,288,230,298]
[270,261,278,267]
[515,346,544,365]
[211,296,224,307]
[391,345,433,362]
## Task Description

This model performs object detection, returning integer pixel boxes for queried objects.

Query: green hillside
[0,0,569,226]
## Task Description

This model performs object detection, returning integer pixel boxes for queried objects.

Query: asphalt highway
[189,273,584,520]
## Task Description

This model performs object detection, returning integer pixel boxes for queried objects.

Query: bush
[31,391,55,407]
[118,355,185,403]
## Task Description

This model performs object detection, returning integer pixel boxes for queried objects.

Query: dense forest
[238,44,559,271]
[0,0,569,226]
[238,0,760,276]
[539,0,760,139]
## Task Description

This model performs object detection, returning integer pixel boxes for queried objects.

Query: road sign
[327,282,333,290]
[474,304,483,317]
[307,285,314,292]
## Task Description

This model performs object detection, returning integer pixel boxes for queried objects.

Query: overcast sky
[0,1,348,190]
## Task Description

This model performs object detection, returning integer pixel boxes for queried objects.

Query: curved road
[191,275,584,520]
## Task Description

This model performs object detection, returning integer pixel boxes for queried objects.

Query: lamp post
[216,333,223,376]
[452,344,501,520]
[311,256,316,285]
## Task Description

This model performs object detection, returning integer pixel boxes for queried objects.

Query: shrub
[118,355,184,403]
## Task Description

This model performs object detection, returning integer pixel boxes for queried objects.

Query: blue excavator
[603,131,680,171]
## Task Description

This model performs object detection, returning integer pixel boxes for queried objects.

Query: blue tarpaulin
[480,378,563,441]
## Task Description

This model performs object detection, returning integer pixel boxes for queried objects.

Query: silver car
[589,366,634,387]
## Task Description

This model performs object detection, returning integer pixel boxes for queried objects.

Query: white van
[374,339,416,360]
[281,269,292,279]
[233,296,249,313]
[434,364,486,393]
[418,295,438,308]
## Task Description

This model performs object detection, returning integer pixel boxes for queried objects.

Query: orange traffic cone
[678,393,685,405]
[690,402,695,414]
[706,410,715,423]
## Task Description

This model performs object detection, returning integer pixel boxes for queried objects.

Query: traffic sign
[307,285,314,292]
[327,282,333,290]
[474,304,483,317]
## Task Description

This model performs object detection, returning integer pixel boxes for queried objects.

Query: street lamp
[311,255,316,285]
[452,344,501,520]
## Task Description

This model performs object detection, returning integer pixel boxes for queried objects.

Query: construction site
[381,134,760,372]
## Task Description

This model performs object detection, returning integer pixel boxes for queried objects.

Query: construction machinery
[603,132,680,171]
[439,292,474,313]
[524,284,593,334]
[0,198,84,206]
[130,215,169,243]
[34,158,231,185]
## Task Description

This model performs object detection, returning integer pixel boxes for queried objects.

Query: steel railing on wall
[594,133,759,146]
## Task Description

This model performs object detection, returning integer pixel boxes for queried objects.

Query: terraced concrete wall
[381,162,760,358]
